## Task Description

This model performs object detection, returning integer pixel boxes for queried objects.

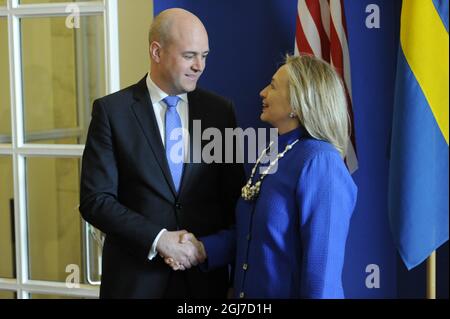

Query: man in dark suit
[79,8,245,298]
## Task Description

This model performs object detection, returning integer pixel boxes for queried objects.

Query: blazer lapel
[178,90,202,198]
[130,76,177,199]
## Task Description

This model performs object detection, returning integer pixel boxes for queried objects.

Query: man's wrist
[152,228,167,258]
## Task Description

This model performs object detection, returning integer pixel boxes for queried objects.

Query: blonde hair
[285,54,350,158]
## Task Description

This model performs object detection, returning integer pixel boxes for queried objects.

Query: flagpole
[426,251,436,299]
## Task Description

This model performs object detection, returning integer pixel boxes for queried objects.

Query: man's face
[158,27,209,95]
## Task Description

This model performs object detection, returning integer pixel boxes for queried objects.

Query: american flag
[295,0,358,173]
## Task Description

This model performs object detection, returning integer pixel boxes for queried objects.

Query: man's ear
[150,41,162,63]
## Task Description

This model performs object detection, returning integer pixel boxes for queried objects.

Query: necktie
[163,96,183,192]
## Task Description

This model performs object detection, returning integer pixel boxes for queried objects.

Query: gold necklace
[241,139,300,201]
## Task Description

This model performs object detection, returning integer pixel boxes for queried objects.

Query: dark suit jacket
[79,76,245,298]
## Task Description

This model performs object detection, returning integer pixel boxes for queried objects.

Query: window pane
[21,15,105,145]
[27,157,101,284]
[0,156,15,279]
[0,291,16,299]
[0,18,11,143]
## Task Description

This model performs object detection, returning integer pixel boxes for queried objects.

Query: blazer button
[175,203,182,210]
[239,292,245,299]
[242,263,248,270]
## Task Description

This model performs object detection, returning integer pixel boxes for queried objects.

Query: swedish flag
[389,0,449,270]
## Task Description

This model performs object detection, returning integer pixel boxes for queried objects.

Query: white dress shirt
[146,73,189,260]
[146,74,189,155]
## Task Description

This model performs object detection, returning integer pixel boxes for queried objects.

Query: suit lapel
[130,76,177,199]
[178,90,202,198]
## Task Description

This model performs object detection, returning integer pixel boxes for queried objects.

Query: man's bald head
[148,8,207,47]
[148,8,210,95]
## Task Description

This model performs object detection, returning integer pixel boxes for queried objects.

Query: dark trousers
[163,271,190,298]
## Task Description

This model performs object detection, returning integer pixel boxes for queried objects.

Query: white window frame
[0,0,120,299]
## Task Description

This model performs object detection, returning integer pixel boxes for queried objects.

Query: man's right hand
[156,230,204,270]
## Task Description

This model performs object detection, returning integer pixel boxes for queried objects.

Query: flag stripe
[319,0,331,38]
[295,14,314,55]
[298,0,322,57]
[389,49,449,269]
[305,0,330,59]
[295,0,358,173]
[339,0,349,39]
[432,0,449,32]
[329,18,343,73]
[345,140,358,174]
[328,1,357,170]
[401,0,449,144]
[330,0,353,100]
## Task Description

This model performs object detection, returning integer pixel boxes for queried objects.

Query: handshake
[156,230,207,271]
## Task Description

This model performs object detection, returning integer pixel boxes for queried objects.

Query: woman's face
[259,65,294,131]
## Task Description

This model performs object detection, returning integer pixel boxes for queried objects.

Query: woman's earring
[289,112,296,119]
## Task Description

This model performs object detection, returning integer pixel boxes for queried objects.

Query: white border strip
[1,145,84,156]
[7,2,103,17]
[15,145,85,157]
[0,279,99,298]
[0,145,13,155]
[104,0,120,94]
[8,0,29,300]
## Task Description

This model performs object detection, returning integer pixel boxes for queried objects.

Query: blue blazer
[202,128,357,298]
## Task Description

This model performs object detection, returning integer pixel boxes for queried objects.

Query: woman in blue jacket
[167,55,357,299]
